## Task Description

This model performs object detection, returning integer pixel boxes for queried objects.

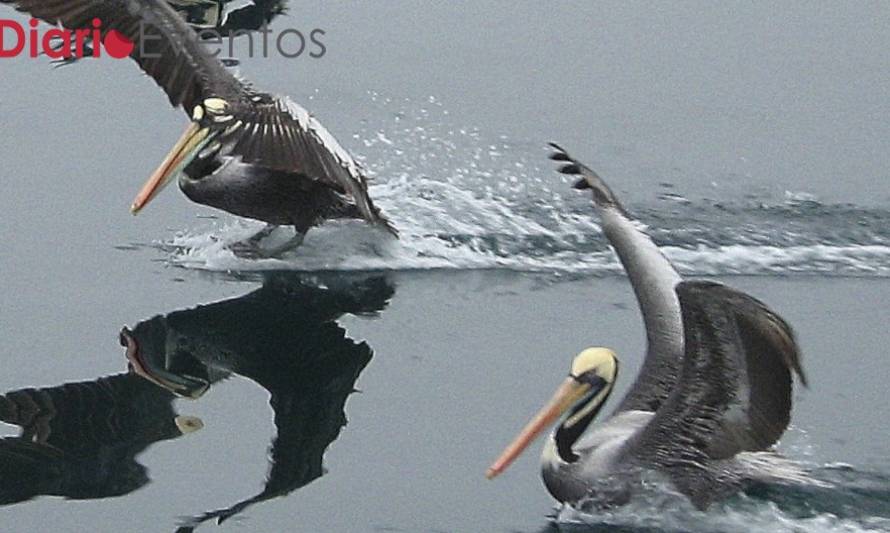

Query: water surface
[1,2,889,532]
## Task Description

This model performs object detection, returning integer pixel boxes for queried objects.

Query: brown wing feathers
[3,0,243,112]
[4,0,395,232]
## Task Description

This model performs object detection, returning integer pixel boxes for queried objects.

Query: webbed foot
[227,228,306,259]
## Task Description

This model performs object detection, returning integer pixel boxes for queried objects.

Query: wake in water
[142,93,890,276]
[549,464,890,533]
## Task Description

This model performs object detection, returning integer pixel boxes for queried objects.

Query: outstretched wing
[2,0,245,113]
[0,373,182,453]
[0,373,190,504]
[217,95,397,233]
[2,0,395,231]
[176,328,374,530]
[623,280,806,469]
[550,143,684,413]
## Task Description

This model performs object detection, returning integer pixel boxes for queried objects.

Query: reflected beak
[120,327,210,399]
[486,377,591,479]
[130,121,210,214]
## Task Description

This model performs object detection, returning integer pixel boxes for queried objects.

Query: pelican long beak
[130,120,210,214]
[486,377,591,479]
[120,327,210,399]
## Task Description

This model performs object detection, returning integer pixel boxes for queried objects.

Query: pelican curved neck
[553,376,614,462]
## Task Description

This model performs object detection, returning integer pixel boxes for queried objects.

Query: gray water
[1,2,890,532]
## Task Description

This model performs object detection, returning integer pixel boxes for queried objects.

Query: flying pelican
[2,0,396,256]
[486,145,808,509]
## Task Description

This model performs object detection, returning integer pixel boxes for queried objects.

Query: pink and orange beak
[130,109,209,214]
[486,376,592,479]
[119,327,210,399]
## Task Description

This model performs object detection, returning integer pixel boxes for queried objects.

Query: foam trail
[553,461,890,533]
[151,94,890,277]
[555,498,890,533]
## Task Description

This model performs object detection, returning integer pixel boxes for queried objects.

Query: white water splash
[153,94,890,277]
[555,497,890,533]
[161,218,890,277]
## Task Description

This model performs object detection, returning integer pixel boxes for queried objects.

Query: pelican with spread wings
[486,145,808,509]
[3,0,396,256]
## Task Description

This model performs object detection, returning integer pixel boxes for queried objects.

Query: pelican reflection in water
[120,273,395,529]
[0,373,202,506]
[487,145,809,510]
